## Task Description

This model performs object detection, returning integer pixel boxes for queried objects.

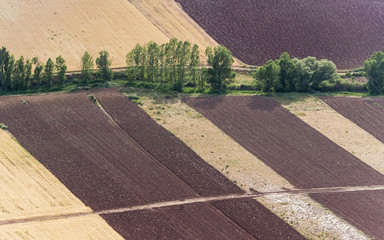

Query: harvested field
[310,191,384,240]
[138,93,368,239]
[0,90,303,239]
[175,0,384,69]
[278,96,384,175]
[185,95,384,238]
[184,96,384,189]
[0,0,216,70]
[0,215,124,240]
[322,97,384,144]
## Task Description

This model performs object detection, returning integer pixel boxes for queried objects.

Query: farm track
[176,0,384,69]
[2,185,383,226]
[185,95,384,239]
[0,90,303,239]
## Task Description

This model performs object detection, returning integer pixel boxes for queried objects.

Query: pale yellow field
[0,215,123,240]
[0,129,123,239]
[0,0,220,70]
[277,95,384,175]
[137,93,368,240]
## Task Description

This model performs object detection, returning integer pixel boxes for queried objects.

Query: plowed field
[0,91,303,239]
[322,97,384,144]
[184,95,384,238]
[176,0,384,69]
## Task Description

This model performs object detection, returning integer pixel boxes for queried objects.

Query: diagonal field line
[1,185,384,226]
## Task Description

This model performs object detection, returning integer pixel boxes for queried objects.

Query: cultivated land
[0,130,123,239]
[137,91,367,239]
[176,0,384,69]
[0,90,303,239]
[0,0,217,70]
[184,95,384,239]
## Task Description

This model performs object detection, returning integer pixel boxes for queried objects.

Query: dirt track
[0,91,303,239]
[184,95,384,239]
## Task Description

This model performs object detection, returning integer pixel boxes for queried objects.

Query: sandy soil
[0,0,219,70]
[277,95,384,176]
[0,129,123,238]
[0,215,123,240]
[139,94,368,240]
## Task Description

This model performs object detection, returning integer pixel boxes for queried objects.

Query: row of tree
[0,47,67,91]
[254,52,338,93]
[126,38,235,93]
[365,51,384,94]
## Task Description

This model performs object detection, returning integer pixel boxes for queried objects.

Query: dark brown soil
[102,201,304,240]
[310,191,384,240]
[322,97,384,143]
[184,96,384,189]
[176,0,384,69]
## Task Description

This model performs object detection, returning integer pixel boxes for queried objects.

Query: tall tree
[56,55,67,84]
[254,60,281,93]
[278,52,298,92]
[81,51,94,83]
[189,44,200,87]
[0,47,10,91]
[32,57,43,86]
[146,41,159,82]
[43,58,55,86]
[205,45,235,93]
[96,50,113,82]
[25,59,32,88]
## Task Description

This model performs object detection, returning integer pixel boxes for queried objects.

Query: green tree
[146,41,159,82]
[56,55,67,84]
[25,59,32,88]
[254,60,281,92]
[96,50,113,82]
[278,52,298,92]
[81,51,94,83]
[0,47,10,91]
[32,57,43,86]
[43,58,55,86]
[364,51,384,94]
[205,45,235,93]
[126,44,144,81]
[189,44,200,87]
[5,55,15,90]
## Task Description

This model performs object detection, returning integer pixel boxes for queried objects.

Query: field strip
[1,185,384,227]
[277,95,384,175]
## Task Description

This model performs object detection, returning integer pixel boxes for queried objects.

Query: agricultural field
[0,90,303,239]
[175,0,384,69]
[0,128,123,239]
[0,0,217,70]
[184,95,384,239]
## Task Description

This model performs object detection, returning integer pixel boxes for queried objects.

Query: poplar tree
[81,51,94,83]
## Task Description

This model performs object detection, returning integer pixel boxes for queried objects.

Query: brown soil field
[184,95,384,238]
[310,191,384,240]
[277,96,384,175]
[138,92,367,239]
[0,0,216,70]
[0,215,124,240]
[322,97,384,144]
[0,90,303,239]
[176,0,384,69]
[184,96,384,188]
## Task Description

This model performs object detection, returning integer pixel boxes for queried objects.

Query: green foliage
[0,123,8,130]
[254,53,337,93]
[205,45,235,93]
[32,57,43,86]
[56,55,67,84]
[81,51,94,83]
[364,51,384,94]
[96,50,113,82]
[43,58,55,86]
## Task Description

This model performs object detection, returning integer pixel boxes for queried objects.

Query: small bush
[0,123,8,130]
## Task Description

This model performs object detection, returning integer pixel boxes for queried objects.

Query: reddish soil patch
[93,89,242,196]
[184,96,384,189]
[310,191,384,240]
[102,201,304,240]
[322,97,384,143]
[176,0,384,69]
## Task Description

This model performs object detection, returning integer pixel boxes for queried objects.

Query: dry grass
[138,94,368,240]
[277,95,384,175]
[0,129,123,239]
[0,215,123,240]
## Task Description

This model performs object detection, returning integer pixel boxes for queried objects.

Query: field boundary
[2,185,383,227]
